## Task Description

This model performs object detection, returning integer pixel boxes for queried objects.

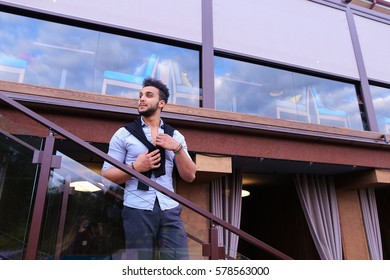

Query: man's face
[138,86,164,117]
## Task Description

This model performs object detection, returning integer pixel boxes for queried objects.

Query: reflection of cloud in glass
[1,11,200,97]
[371,86,390,108]
[214,56,363,129]
[373,94,390,114]
[371,86,390,132]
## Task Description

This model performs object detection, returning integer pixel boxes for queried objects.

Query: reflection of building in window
[0,55,27,83]
[102,53,159,95]
[261,86,351,128]
[309,87,349,128]
[32,41,96,89]
[370,85,390,133]
[156,59,201,107]
[169,61,200,106]
[264,86,310,123]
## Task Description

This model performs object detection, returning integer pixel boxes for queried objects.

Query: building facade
[1,0,390,260]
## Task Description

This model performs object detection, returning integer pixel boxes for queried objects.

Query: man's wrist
[173,143,183,154]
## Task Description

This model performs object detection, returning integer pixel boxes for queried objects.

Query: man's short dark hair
[143,77,170,103]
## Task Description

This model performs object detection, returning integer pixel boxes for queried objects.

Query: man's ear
[159,100,166,108]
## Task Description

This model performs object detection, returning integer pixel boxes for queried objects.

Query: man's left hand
[155,133,180,151]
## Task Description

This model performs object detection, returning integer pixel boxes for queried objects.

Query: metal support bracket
[32,150,62,169]
[202,226,226,260]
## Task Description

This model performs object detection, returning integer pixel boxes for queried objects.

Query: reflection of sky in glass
[215,56,363,130]
[370,85,390,133]
[0,13,99,90]
[0,12,200,102]
[0,11,371,130]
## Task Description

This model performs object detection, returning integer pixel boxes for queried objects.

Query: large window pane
[355,15,390,84]
[213,0,358,79]
[96,33,200,107]
[370,85,390,134]
[38,151,125,260]
[0,12,201,107]
[215,57,364,130]
[4,0,202,43]
[0,12,98,91]
[0,134,41,260]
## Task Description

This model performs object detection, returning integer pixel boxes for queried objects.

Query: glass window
[0,13,99,91]
[0,12,201,107]
[213,0,358,79]
[215,56,364,130]
[0,134,41,260]
[38,151,125,260]
[354,15,390,84]
[96,33,201,107]
[370,85,390,134]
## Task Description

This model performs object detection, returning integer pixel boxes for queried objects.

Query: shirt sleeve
[173,130,192,160]
[101,127,129,172]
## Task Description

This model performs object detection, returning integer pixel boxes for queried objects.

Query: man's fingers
[149,149,160,156]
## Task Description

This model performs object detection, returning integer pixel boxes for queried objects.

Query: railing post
[25,131,61,260]
[202,223,226,260]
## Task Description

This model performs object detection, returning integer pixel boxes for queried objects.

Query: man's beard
[138,102,159,117]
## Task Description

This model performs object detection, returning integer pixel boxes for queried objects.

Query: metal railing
[0,90,292,260]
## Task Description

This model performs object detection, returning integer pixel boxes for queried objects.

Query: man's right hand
[133,149,161,172]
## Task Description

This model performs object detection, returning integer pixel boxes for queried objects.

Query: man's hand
[155,133,180,151]
[133,149,161,172]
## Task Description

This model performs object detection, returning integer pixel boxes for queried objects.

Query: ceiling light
[70,181,101,192]
[242,190,250,197]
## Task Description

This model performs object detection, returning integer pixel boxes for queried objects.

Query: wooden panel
[376,169,390,183]
[194,154,232,183]
[336,188,370,260]
[176,180,210,259]
[195,154,232,173]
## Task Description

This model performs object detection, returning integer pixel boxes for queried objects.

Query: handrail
[0,90,293,260]
[0,127,38,151]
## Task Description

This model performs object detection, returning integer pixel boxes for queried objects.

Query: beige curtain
[359,188,383,260]
[294,174,342,260]
[211,169,242,259]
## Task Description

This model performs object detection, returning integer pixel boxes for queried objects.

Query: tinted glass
[37,151,125,260]
[0,134,40,260]
[215,56,364,130]
[0,12,201,107]
[370,85,390,134]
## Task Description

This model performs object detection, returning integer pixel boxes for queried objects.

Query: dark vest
[124,116,175,191]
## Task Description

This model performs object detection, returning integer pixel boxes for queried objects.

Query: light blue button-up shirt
[102,118,190,211]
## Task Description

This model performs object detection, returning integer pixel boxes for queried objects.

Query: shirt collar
[140,117,164,129]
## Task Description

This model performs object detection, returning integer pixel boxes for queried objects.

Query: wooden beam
[195,154,232,173]
[1,81,384,141]
[194,154,232,183]
[335,169,390,189]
